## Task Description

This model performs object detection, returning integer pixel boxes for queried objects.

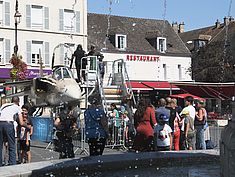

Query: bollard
[220,98,235,177]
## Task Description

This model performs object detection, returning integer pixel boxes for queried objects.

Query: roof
[179,20,235,52]
[88,13,191,57]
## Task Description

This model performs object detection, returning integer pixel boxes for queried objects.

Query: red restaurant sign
[126,55,160,62]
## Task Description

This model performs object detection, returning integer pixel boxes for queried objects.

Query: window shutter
[60,46,64,65]
[75,11,80,33]
[44,7,49,29]
[26,5,31,28]
[59,9,64,31]
[26,41,31,64]
[5,39,10,63]
[44,42,49,66]
[4,2,10,26]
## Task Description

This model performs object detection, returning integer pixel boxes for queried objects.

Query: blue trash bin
[31,117,54,142]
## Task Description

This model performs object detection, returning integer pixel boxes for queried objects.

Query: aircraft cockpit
[52,66,74,80]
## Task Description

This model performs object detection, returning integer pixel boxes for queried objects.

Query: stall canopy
[130,81,179,91]
[170,93,205,101]
[169,82,235,100]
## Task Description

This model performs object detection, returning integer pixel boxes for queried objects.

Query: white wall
[102,52,192,82]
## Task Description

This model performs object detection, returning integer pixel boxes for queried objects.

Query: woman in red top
[133,98,157,152]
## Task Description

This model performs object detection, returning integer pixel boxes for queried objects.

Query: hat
[181,110,189,116]
[159,113,169,122]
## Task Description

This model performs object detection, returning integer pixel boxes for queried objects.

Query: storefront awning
[130,81,179,91]
[170,93,205,101]
[169,81,235,100]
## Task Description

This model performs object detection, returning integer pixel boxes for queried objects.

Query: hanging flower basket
[9,54,28,80]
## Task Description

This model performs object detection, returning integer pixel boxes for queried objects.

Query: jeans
[195,125,206,150]
[0,122,16,166]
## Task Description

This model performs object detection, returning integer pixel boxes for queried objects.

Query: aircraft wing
[0,80,33,97]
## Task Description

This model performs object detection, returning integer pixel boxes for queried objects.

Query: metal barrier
[106,117,128,149]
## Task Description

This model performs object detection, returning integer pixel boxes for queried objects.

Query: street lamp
[14,0,21,55]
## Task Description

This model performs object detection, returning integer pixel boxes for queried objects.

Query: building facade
[0,0,87,83]
[88,13,192,94]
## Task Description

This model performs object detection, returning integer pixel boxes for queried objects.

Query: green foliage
[192,41,235,82]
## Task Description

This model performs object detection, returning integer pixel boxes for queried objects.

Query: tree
[191,41,235,82]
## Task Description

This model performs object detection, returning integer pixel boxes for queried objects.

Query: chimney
[178,22,185,33]
[215,19,220,28]
[172,22,178,33]
[229,16,234,22]
[224,16,229,26]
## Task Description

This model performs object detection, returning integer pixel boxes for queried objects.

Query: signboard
[0,68,52,79]
[126,54,160,62]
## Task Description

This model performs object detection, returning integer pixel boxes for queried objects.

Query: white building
[88,13,192,97]
[0,0,87,82]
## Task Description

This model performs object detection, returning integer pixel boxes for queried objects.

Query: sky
[87,0,234,31]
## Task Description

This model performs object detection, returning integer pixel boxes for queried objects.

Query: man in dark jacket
[71,44,86,82]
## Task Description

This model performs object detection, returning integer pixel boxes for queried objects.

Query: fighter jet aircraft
[1,65,82,107]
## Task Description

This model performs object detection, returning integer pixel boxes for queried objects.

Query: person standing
[179,96,196,150]
[154,113,172,151]
[109,103,120,145]
[133,98,157,152]
[54,106,77,159]
[84,93,108,156]
[19,106,33,163]
[195,100,207,150]
[0,96,25,166]
[71,44,86,82]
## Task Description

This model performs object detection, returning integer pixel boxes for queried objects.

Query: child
[154,114,172,151]
[19,110,33,163]
[122,111,130,145]
[181,110,196,150]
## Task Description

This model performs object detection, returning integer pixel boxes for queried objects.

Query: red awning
[170,93,205,101]
[130,81,179,90]
[170,82,235,100]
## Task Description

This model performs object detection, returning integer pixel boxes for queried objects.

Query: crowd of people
[132,96,210,152]
[0,96,33,166]
[0,94,211,165]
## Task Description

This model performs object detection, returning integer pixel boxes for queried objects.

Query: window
[26,5,49,29]
[31,5,43,29]
[0,38,3,64]
[0,38,10,64]
[0,1,10,26]
[31,41,43,65]
[157,37,166,53]
[115,34,127,50]
[0,1,3,26]
[64,10,75,32]
[194,40,207,50]
[27,41,49,66]
[59,9,80,33]
[163,64,167,80]
[178,64,182,80]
